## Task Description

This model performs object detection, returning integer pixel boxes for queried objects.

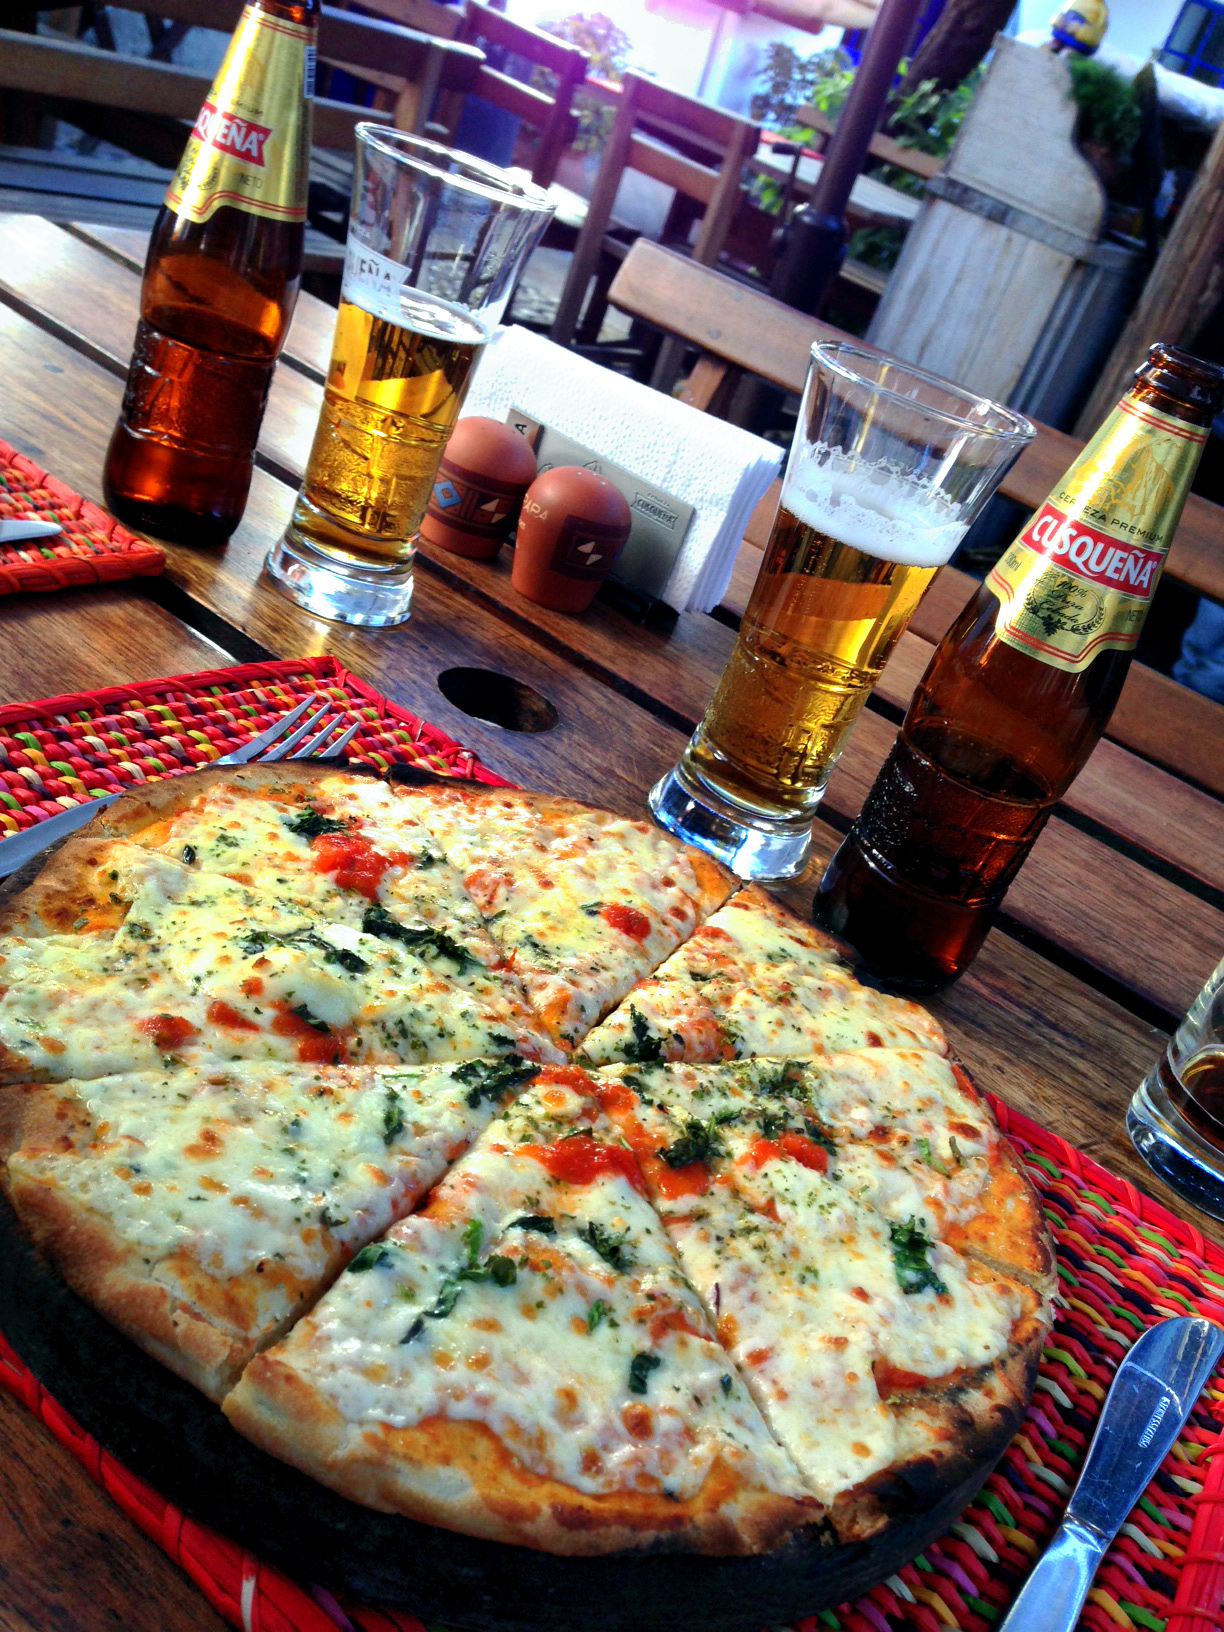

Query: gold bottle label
[166,7,315,226]
[986,398,1206,673]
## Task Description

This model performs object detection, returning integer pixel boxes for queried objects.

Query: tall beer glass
[266,128,553,626]
[650,342,1034,879]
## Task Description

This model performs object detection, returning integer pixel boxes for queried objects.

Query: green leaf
[621,1005,663,1064]
[889,1217,947,1296]
[285,806,350,839]
[580,1220,634,1273]
[361,903,478,972]
[628,1352,661,1395]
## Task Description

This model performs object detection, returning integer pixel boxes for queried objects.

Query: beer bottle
[103,0,318,546]
[813,343,1224,992]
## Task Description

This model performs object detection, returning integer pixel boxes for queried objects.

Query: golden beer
[685,470,963,820]
[289,292,486,565]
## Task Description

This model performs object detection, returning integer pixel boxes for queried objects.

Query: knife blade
[998,1315,1224,1632]
[0,518,63,542]
[0,793,124,881]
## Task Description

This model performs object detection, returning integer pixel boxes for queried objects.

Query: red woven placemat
[0,439,165,594]
[0,653,506,837]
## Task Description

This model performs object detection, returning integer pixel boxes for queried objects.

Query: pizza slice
[0,842,560,1081]
[97,765,511,982]
[0,1056,539,1400]
[394,784,735,1049]
[578,886,947,1065]
[586,1059,1054,1541]
[224,1063,819,1556]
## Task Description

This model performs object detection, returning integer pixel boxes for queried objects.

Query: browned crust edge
[223,1352,822,1558]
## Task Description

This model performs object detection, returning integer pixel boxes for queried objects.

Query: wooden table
[0,212,1222,1632]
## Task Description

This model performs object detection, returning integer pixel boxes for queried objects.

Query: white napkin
[460,326,781,614]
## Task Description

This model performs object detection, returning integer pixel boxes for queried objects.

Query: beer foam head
[783,443,967,567]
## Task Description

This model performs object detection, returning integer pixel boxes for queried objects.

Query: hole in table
[437,668,560,734]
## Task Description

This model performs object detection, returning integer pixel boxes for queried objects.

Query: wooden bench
[608,240,1224,798]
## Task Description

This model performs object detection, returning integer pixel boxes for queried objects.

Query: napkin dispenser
[507,409,695,620]
[460,326,782,615]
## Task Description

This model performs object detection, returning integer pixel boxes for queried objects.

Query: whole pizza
[0,765,1054,1568]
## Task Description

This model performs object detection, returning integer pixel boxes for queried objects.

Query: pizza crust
[226,1352,820,1557]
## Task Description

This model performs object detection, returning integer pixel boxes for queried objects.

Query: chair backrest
[452,3,588,187]
[4,2,484,147]
[550,70,759,348]
[607,239,1224,797]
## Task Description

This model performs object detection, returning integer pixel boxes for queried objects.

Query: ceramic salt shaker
[511,466,631,613]
[420,417,537,561]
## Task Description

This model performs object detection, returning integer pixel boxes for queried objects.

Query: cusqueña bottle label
[987,398,1206,672]
[166,6,314,226]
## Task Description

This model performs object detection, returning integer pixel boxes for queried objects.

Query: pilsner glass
[266,128,553,626]
[650,342,1034,879]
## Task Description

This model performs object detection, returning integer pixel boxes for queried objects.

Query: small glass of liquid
[1129,957,1224,1217]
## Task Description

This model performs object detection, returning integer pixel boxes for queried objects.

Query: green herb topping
[348,1242,393,1273]
[361,903,478,972]
[239,926,369,975]
[509,1214,556,1235]
[452,1057,538,1108]
[401,1219,517,1342]
[628,1352,661,1394]
[889,1217,948,1296]
[621,1006,664,1064]
[659,1109,739,1169]
[285,807,350,839]
[579,1219,634,1273]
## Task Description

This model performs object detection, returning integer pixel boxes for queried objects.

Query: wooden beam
[1075,117,1224,437]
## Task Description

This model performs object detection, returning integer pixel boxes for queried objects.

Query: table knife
[0,518,62,542]
[998,1314,1224,1632]
[0,792,124,880]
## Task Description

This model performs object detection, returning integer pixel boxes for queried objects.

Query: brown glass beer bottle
[813,344,1224,992]
[103,0,318,545]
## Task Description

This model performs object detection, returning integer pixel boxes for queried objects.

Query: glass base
[648,763,816,880]
[1127,1066,1224,1222]
[265,527,415,627]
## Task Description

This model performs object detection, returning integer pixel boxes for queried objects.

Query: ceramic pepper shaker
[420,417,538,561]
[511,466,631,613]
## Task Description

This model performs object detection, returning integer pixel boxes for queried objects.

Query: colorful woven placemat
[0,653,505,837]
[2,1109,1224,1632]
[0,438,165,595]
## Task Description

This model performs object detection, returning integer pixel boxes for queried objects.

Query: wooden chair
[443,3,588,188]
[0,4,483,155]
[607,239,1224,798]
[549,71,759,364]
[0,4,483,263]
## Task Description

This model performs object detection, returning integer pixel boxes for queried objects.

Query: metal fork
[0,698,363,880]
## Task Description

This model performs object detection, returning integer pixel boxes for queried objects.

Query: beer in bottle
[814,343,1224,992]
[103,0,318,545]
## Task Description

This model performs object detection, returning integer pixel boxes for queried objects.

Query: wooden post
[1075,116,1224,437]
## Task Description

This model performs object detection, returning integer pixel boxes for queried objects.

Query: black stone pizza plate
[0,771,1016,1631]
[0,1169,1022,1632]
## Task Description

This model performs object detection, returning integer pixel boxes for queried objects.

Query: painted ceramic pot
[419,417,538,561]
[511,466,632,614]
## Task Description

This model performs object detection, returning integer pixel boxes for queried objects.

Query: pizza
[0,765,1055,1566]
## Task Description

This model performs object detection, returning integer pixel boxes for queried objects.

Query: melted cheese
[241,1075,808,1503]
[579,889,947,1063]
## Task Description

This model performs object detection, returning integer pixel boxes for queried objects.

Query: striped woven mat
[0,439,165,595]
[0,661,1221,1632]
